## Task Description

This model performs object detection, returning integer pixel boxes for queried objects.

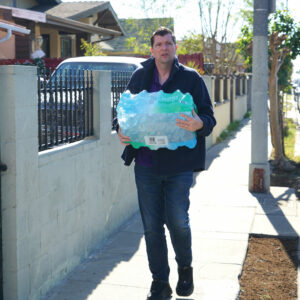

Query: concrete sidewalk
[44,119,300,300]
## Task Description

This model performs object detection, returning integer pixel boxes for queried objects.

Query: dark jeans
[134,163,193,282]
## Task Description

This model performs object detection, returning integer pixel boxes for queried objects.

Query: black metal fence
[111,71,132,130]
[38,69,94,151]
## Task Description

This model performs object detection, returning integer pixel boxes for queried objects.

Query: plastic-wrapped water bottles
[117,90,197,150]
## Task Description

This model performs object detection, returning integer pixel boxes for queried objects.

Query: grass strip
[284,118,300,163]
[216,111,251,143]
[216,120,241,143]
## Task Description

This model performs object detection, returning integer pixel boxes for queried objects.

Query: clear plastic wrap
[117,90,197,150]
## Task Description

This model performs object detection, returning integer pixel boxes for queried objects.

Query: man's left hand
[176,109,203,132]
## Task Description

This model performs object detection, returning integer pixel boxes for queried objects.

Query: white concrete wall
[209,94,247,146]
[0,66,138,300]
[233,95,248,121]
[212,101,231,145]
[204,75,249,147]
[202,75,215,106]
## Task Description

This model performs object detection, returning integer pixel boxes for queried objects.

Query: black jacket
[117,57,216,175]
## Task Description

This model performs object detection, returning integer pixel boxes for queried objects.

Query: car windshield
[54,61,137,74]
[48,61,138,88]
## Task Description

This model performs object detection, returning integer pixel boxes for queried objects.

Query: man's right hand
[117,128,131,146]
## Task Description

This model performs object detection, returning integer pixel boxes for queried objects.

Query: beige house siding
[0,30,15,58]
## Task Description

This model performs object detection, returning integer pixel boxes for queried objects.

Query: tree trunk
[269,60,284,161]
[278,92,285,156]
[269,55,294,170]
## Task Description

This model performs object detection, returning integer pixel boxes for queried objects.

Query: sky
[62,0,300,40]
[62,0,300,76]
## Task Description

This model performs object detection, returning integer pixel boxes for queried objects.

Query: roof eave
[46,14,122,36]
[103,2,126,36]
[67,2,126,36]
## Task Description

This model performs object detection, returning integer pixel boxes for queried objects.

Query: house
[0,0,125,59]
[100,17,174,55]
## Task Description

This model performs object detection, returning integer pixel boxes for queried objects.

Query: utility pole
[248,0,276,193]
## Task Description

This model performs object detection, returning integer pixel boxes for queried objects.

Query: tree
[124,18,174,55]
[121,0,185,55]
[80,39,105,56]
[278,56,293,93]
[268,11,300,169]
[197,0,242,74]
[177,33,204,55]
[236,25,253,72]
[134,0,184,18]
[237,10,300,169]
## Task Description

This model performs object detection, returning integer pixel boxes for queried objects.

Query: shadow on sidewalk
[44,212,144,300]
[252,189,299,268]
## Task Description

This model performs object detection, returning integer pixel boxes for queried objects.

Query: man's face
[151,33,177,66]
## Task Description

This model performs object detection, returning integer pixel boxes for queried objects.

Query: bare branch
[214,0,221,37]
[198,1,209,37]
[221,0,235,43]
[208,1,214,37]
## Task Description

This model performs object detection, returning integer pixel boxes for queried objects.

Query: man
[116,27,216,300]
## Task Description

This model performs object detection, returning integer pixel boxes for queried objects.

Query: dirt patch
[239,236,298,299]
[239,163,299,299]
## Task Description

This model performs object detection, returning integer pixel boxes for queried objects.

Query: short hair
[150,27,176,47]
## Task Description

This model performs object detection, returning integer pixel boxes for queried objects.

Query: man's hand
[176,109,203,132]
[117,127,131,146]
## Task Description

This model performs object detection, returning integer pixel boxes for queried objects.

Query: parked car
[38,56,146,149]
[50,56,145,85]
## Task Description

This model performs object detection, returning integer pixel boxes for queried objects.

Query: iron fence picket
[54,72,59,146]
[74,69,78,141]
[49,72,54,148]
[81,70,86,139]
[69,69,73,143]
[85,71,90,137]
[38,70,42,151]
[111,71,132,130]
[42,71,48,150]
[90,71,94,136]
[59,73,64,144]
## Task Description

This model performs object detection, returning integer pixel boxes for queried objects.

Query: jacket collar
[141,56,182,87]
[141,56,181,73]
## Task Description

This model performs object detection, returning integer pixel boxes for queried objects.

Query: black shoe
[176,266,194,296]
[146,280,172,300]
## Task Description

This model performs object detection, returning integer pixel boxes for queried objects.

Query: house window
[60,35,73,57]
[41,34,50,58]
[15,35,30,59]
